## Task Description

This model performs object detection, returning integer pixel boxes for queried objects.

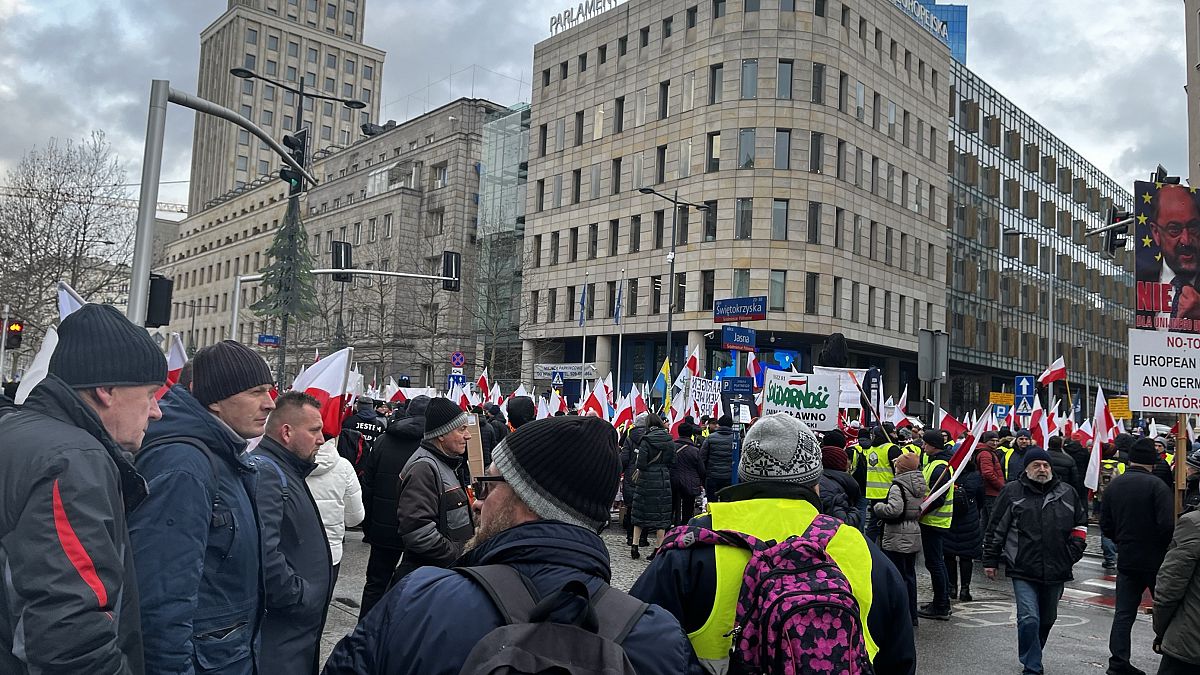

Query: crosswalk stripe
[1062,588,1101,600]
[1082,579,1116,590]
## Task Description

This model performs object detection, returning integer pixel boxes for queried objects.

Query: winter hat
[738,413,823,486]
[190,340,274,406]
[718,414,734,427]
[1186,450,1200,470]
[922,430,945,448]
[1015,429,1032,439]
[424,398,469,440]
[678,421,694,438]
[407,395,431,418]
[821,445,849,472]
[1129,437,1159,465]
[893,451,920,474]
[487,404,503,417]
[1023,448,1052,468]
[492,416,620,531]
[633,412,649,428]
[49,304,167,389]
[507,396,536,429]
[822,429,846,449]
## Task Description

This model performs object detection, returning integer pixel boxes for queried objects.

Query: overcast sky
[0,0,1187,207]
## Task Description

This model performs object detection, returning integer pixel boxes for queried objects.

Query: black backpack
[455,565,648,675]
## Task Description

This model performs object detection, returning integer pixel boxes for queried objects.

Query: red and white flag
[1038,356,1067,385]
[581,380,609,421]
[291,347,354,437]
[1084,387,1114,491]
[938,407,968,439]
[888,386,910,427]
[476,368,490,398]
[629,384,648,416]
[922,406,991,513]
[155,333,189,400]
[612,393,633,430]
[536,397,551,420]
[385,377,406,403]
[1029,397,1050,448]
[549,389,567,415]
[746,351,764,387]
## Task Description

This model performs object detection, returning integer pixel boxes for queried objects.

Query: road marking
[1062,588,1101,600]
[1077,557,1103,566]
[950,601,1088,628]
[1082,579,1116,590]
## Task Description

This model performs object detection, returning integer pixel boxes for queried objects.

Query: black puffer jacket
[671,438,706,496]
[632,428,675,530]
[1099,466,1174,574]
[818,474,859,527]
[620,424,647,503]
[700,426,738,484]
[1062,440,1090,501]
[361,397,429,550]
[1046,447,1080,500]
[983,473,1087,583]
[944,469,984,559]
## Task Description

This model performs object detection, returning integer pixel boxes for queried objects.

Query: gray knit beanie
[738,413,823,485]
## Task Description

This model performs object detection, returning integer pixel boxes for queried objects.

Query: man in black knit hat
[130,340,276,675]
[0,304,166,675]
[390,397,476,584]
[323,416,702,674]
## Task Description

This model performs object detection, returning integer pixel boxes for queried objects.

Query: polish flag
[156,334,189,400]
[1003,404,1016,430]
[549,389,567,415]
[581,381,609,421]
[937,407,968,439]
[476,368,490,398]
[449,384,470,411]
[1029,397,1049,448]
[1085,387,1113,491]
[385,377,406,403]
[1038,356,1067,385]
[629,384,648,416]
[612,393,634,430]
[291,347,354,437]
[922,406,991,513]
[489,383,503,406]
[512,384,530,399]
[604,372,615,404]
[536,396,551,420]
[667,390,689,437]
[747,351,764,387]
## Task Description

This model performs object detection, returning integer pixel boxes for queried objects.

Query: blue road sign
[1014,375,1036,415]
[257,334,280,347]
[721,325,757,352]
[551,371,565,387]
[993,404,1011,422]
[722,377,755,395]
[450,351,466,367]
[447,374,467,390]
[713,296,768,323]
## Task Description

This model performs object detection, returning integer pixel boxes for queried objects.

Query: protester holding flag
[131,340,275,675]
[917,430,956,621]
[0,304,166,675]
[943,454,984,604]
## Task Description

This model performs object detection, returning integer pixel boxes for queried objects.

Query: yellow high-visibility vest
[865,442,898,499]
[919,459,955,528]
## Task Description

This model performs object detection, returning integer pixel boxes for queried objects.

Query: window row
[309,214,395,254]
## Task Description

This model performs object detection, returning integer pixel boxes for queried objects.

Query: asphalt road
[321,527,1163,674]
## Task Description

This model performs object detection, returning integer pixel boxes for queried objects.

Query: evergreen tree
[252,197,317,384]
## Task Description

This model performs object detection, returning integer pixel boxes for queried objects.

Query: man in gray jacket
[1154,508,1200,673]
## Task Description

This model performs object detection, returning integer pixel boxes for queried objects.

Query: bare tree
[0,131,136,357]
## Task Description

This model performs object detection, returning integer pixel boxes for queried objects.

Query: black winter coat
[1063,440,1090,502]
[322,521,703,674]
[393,443,475,581]
[983,473,1087,583]
[818,474,860,528]
[632,428,675,530]
[670,438,705,496]
[700,426,738,484]
[943,470,984,559]
[0,376,148,675]
[361,414,425,550]
[251,437,332,675]
[620,426,646,502]
[1047,449,1080,500]
[1099,466,1175,574]
[343,408,385,447]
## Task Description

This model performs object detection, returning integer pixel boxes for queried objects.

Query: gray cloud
[0,0,1188,208]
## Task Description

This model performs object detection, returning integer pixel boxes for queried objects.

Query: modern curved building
[520,0,953,400]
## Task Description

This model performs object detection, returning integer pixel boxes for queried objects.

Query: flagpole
[616,269,626,394]
[580,272,588,408]
[1062,376,1073,435]
[340,347,355,405]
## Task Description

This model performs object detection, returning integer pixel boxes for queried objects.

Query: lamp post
[638,187,708,386]
[176,299,219,356]
[230,67,366,141]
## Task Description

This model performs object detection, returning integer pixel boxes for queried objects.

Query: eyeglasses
[1153,221,1200,239]
[472,475,507,501]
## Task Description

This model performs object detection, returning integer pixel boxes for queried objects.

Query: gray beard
[464,500,521,553]
[1029,473,1052,484]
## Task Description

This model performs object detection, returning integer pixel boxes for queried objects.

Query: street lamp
[639,186,709,384]
[175,299,219,356]
[229,67,365,142]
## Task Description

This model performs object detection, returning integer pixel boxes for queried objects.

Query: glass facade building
[946,60,1133,414]
[918,1,967,64]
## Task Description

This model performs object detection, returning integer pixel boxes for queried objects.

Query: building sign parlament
[549,0,625,35]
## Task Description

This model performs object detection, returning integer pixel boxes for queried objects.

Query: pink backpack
[658,514,873,675]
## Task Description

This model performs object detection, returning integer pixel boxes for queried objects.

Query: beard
[464,499,522,553]
[1028,473,1052,484]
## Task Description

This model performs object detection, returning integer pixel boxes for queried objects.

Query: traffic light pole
[0,304,8,383]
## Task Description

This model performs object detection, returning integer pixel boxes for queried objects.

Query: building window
[805,273,819,314]
[618,35,628,56]
[740,59,758,99]
[673,272,687,314]
[701,270,715,310]
[611,157,622,194]
[651,275,663,314]
[246,27,258,44]
[676,205,690,245]
[807,201,821,244]
[781,0,795,8]
[640,26,650,48]
[833,277,843,318]
[588,223,598,259]
[384,213,393,238]
[579,53,587,72]
[809,132,823,173]
[735,198,753,239]
[656,144,667,183]
[530,291,540,324]
[659,80,671,119]
[679,138,692,178]
[774,129,791,170]
[855,81,865,121]
[744,0,759,11]
[630,215,641,252]
[851,282,860,322]
[734,268,750,296]
[598,44,608,63]
[614,96,625,132]
[687,6,698,27]
[811,63,825,104]
[769,270,786,311]
[815,0,826,17]
[713,0,726,18]
[706,132,721,172]
[628,279,639,317]
[535,179,545,211]
[572,168,583,203]
[836,140,847,180]
[834,208,844,248]
[609,220,620,256]
[662,16,673,38]
[548,288,558,322]
[778,60,793,99]
[738,128,755,169]
[709,63,724,104]
[704,201,718,241]
[653,210,665,249]
[574,110,584,146]
[569,227,579,262]
[772,199,788,241]
[550,231,560,264]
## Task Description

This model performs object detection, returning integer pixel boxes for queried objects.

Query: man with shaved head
[253,391,333,674]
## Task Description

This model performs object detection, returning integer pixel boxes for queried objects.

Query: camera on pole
[279,128,309,196]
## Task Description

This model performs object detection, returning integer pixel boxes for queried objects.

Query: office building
[188,0,385,212]
[946,60,1133,413]
[917,0,966,64]
[520,0,953,399]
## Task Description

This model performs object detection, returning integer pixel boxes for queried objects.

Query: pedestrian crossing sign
[551,371,565,387]
[1015,399,1033,415]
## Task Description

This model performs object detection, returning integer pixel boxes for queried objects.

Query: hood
[312,437,339,475]
[457,520,611,581]
[144,385,249,466]
[384,414,425,441]
[894,470,929,497]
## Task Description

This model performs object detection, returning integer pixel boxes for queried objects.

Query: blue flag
[578,284,587,327]
[613,282,623,325]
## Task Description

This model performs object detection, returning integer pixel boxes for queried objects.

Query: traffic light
[5,321,24,350]
[1106,206,1131,257]
[279,128,309,196]
[442,251,461,292]
[331,241,353,283]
